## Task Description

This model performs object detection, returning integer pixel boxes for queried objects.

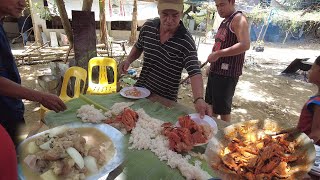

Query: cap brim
[157,3,183,12]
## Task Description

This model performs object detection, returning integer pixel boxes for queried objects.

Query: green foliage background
[246,5,320,34]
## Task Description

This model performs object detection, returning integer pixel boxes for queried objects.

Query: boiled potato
[40,169,57,180]
[27,141,40,154]
[39,138,53,150]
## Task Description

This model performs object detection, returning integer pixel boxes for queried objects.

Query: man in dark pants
[0,0,67,145]
[205,0,250,122]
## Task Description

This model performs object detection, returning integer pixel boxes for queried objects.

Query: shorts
[205,73,238,115]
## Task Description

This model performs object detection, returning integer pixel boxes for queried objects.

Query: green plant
[247,5,320,38]
[278,0,303,10]
[33,1,59,21]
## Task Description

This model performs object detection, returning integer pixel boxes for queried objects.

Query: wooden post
[99,0,109,53]
[129,0,138,45]
[72,11,97,70]
[82,0,94,11]
[56,0,74,63]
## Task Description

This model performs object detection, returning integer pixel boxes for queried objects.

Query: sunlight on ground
[292,83,316,92]
[20,66,31,71]
[233,108,248,114]
[287,109,301,117]
[26,77,35,81]
[20,72,36,78]
[235,81,274,102]
[292,86,306,92]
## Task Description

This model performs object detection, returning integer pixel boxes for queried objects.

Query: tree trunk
[55,0,74,63]
[99,0,109,53]
[28,0,41,45]
[129,0,138,45]
[283,31,289,44]
[82,0,94,11]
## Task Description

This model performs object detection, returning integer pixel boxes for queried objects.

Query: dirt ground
[16,39,319,137]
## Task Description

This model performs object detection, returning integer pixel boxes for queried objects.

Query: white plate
[175,113,218,146]
[120,86,151,99]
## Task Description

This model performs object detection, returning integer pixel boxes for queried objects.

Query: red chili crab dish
[161,115,214,153]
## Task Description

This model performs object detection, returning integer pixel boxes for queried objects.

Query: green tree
[279,0,303,9]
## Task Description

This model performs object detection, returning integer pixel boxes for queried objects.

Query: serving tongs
[266,127,300,136]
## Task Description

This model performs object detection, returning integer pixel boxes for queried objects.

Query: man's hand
[119,60,131,74]
[194,98,212,119]
[207,51,221,63]
[39,92,67,113]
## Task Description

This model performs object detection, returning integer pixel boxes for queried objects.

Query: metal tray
[17,122,125,180]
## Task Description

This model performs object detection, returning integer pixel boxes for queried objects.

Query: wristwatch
[193,97,204,104]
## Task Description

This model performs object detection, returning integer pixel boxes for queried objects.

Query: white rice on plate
[129,109,211,180]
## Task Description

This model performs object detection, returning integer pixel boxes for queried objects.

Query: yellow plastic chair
[39,66,87,123]
[59,66,88,102]
[87,57,118,94]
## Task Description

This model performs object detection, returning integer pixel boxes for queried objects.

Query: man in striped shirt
[205,0,250,122]
[119,0,212,118]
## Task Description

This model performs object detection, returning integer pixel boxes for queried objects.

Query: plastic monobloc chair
[38,66,87,125]
[86,57,118,95]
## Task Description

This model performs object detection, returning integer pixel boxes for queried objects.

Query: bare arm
[119,46,143,74]
[0,77,39,101]
[309,105,320,143]
[208,14,250,62]
[190,74,212,118]
[190,74,204,101]
[126,46,143,63]
[0,77,66,112]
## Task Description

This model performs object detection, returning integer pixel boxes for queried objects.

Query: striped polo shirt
[210,11,245,77]
[135,18,201,101]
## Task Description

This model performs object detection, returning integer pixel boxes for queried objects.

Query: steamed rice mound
[129,109,211,180]
[77,105,106,123]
